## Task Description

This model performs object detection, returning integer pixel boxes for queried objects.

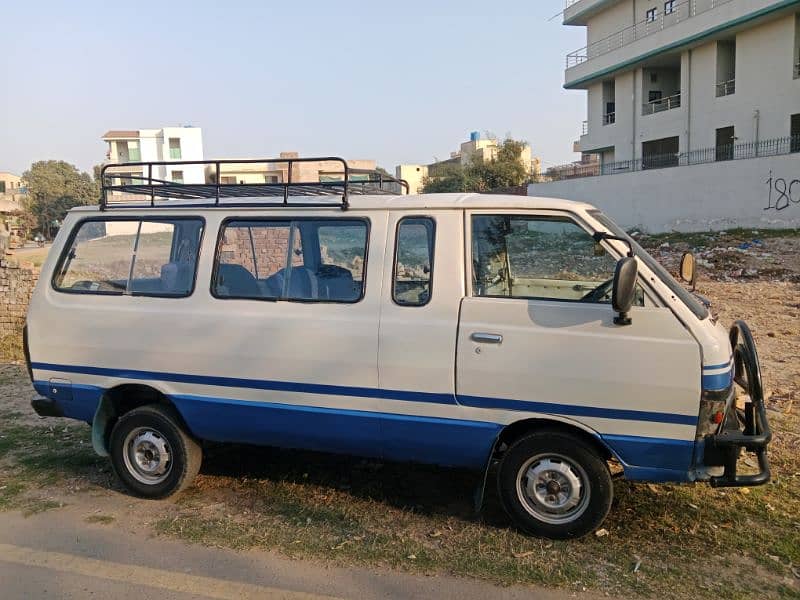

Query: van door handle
[471,332,503,344]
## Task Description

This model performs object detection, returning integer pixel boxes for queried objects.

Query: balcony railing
[581,120,589,135]
[716,78,736,97]
[603,111,616,125]
[541,135,800,181]
[642,93,681,115]
[566,0,734,69]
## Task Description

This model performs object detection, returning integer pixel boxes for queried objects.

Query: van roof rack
[100,157,409,211]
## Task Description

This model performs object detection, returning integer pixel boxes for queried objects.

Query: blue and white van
[25,157,771,539]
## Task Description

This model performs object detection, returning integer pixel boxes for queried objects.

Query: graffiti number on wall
[764,170,800,211]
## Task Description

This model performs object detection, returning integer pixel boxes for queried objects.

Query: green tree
[422,162,476,193]
[22,161,99,239]
[422,138,530,193]
[466,138,529,192]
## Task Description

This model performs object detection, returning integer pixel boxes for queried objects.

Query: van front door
[456,211,701,480]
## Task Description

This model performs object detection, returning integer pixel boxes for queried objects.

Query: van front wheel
[497,432,612,539]
[109,405,202,499]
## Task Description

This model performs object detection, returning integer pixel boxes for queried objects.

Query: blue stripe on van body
[171,394,501,469]
[30,362,457,406]
[701,370,734,391]
[457,395,698,426]
[32,380,695,477]
[31,362,699,427]
[601,434,694,476]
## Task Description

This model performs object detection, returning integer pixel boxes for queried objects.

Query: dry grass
[0,278,798,598]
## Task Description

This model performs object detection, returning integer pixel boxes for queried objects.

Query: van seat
[317,265,358,301]
[216,263,261,297]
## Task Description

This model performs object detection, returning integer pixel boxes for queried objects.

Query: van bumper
[31,396,64,418]
[703,321,771,488]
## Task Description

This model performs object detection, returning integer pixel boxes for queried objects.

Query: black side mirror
[679,251,697,291]
[612,257,638,326]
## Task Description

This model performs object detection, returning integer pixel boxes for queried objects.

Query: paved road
[0,509,604,600]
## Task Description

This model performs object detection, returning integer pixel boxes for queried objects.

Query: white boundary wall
[528,154,800,232]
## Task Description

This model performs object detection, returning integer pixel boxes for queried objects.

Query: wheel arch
[495,417,614,461]
[473,416,616,514]
[91,383,185,457]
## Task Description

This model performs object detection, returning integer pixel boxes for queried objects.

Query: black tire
[109,404,202,499]
[497,431,613,539]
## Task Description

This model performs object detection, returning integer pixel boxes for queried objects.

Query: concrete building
[102,127,205,185]
[396,164,429,195]
[530,0,800,232]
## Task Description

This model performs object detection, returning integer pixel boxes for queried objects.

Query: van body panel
[26,195,737,482]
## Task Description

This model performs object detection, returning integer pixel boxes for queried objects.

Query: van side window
[53,219,203,297]
[472,215,640,304]
[393,217,435,306]
[213,219,368,303]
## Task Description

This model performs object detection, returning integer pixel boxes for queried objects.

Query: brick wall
[218,225,302,278]
[0,256,40,358]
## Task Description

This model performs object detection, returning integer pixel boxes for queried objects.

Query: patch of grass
[634,227,800,250]
[85,514,115,525]
[0,330,24,362]
[21,498,63,517]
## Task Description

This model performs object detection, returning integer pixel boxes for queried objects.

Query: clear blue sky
[0,0,586,176]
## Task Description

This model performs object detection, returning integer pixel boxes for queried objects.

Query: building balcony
[564,0,791,88]
[563,0,618,26]
[642,93,681,115]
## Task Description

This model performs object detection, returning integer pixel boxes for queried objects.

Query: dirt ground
[1,231,799,599]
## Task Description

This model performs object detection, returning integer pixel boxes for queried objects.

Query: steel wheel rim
[516,453,590,525]
[122,427,173,485]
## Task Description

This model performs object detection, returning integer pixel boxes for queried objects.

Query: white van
[25,157,771,539]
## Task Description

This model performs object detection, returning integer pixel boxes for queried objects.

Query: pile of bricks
[0,255,40,340]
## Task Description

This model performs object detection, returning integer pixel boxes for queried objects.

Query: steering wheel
[580,278,614,303]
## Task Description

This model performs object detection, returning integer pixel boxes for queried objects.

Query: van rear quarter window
[53,218,204,297]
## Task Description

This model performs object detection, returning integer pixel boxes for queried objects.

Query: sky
[0,0,587,176]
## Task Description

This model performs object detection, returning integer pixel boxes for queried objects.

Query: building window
[393,217,435,307]
[715,39,736,97]
[0,182,5,194]
[128,141,141,162]
[471,215,635,304]
[169,138,182,160]
[642,136,679,169]
[715,126,735,161]
[664,0,675,14]
[213,219,368,303]
[646,8,657,23]
[53,219,204,297]
[791,114,800,153]
[172,170,184,183]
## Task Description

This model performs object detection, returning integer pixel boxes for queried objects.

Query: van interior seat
[216,263,261,297]
[264,266,319,300]
[317,264,358,301]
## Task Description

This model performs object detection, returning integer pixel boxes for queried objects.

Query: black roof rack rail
[99,156,409,211]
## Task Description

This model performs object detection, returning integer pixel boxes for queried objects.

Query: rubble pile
[634,230,800,283]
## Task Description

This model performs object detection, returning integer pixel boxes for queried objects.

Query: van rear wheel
[109,405,202,499]
[497,432,612,539]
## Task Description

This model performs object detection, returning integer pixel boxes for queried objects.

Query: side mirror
[612,257,638,326]
[679,251,697,291]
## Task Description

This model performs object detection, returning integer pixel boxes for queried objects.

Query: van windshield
[588,210,709,320]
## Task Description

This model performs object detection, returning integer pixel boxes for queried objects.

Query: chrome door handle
[471,332,503,344]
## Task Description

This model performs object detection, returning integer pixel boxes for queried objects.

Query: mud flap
[473,436,501,515]
[91,396,115,457]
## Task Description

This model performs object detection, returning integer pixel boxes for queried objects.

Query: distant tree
[422,138,530,193]
[466,138,529,192]
[22,161,99,239]
[422,162,476,193]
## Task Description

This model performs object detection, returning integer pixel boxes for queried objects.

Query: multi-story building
[102,126,205,185]
[530,0,800,232]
